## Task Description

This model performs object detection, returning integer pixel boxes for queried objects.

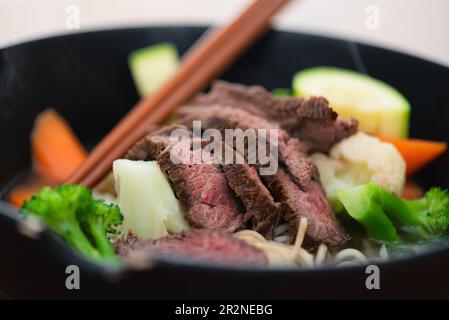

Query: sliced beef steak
[263,168,349,247]
[157,148,243,232]
[126,124,184,160]
[115,229,267,266]
[222,163,281,239]
[123,82,353,247]
[189,81,357,153]
[178,106,349,247]
[125,125,243,232]
[179,105,314,189]
[178,110,284,239]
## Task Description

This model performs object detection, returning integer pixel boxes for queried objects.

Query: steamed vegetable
[377,135,447,176]
[337,183,449,242]
[9,178,47,207]
[337,184,399,242]
[113,159,189,240]
[8,109,87,207]
[312,132,406,209]
[78,198,122,258]
[293,67,410,138]
[32,109,87,182]
[402,180,424,200]
[128,42,179,97]
[21,184,122,262]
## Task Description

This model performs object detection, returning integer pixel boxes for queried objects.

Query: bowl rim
[2,24,449,70]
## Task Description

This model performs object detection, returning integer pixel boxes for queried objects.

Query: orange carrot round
[402,180,424,200]
[8,175,53,207]
[377,135,447,176]
[31,109,87,182]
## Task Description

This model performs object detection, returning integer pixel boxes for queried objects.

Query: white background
[0,0,448,66]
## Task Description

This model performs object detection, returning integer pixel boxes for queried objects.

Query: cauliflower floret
[312,132,406,205]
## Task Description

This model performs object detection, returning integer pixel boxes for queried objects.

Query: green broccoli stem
[86,219,117,259]
[382,191,439,237]
[337,184,399,242]
[378,188,428,231]
[63,224,101,260]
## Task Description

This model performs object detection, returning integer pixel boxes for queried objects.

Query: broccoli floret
[21,184,123,263]
[337,183,449,242]
[394,187,449,237]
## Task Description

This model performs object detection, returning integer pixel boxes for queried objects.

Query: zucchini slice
[128,43,179,98]
[293,67,410,138]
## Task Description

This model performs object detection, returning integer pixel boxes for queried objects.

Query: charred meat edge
[189,80,358,153]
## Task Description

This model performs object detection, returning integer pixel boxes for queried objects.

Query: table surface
[0,0,448,66]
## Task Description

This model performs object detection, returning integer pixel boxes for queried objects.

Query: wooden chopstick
[67,0,290,187]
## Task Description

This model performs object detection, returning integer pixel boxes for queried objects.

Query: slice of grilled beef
[178,106,349,247]
[157,148,243,232]
[179,105,316,189]
[222,163,282,239]
[263,168,349,247]
[126,124,184,160]
[125,125,243,232]
[189,81,357,153]
[115,229,268,266]
[174,111,283,239]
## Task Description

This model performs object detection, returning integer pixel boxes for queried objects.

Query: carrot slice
[401,180,424,200]
[8,178,49,207]
[31,109,87,182]
[377,135,447,176]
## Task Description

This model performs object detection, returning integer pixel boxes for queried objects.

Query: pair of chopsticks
[67,0,291,187]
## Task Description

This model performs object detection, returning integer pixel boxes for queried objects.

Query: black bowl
[1,26,449,299]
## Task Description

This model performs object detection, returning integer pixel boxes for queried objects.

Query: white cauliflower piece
[312,132,406,204]
[113,159,189,240]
